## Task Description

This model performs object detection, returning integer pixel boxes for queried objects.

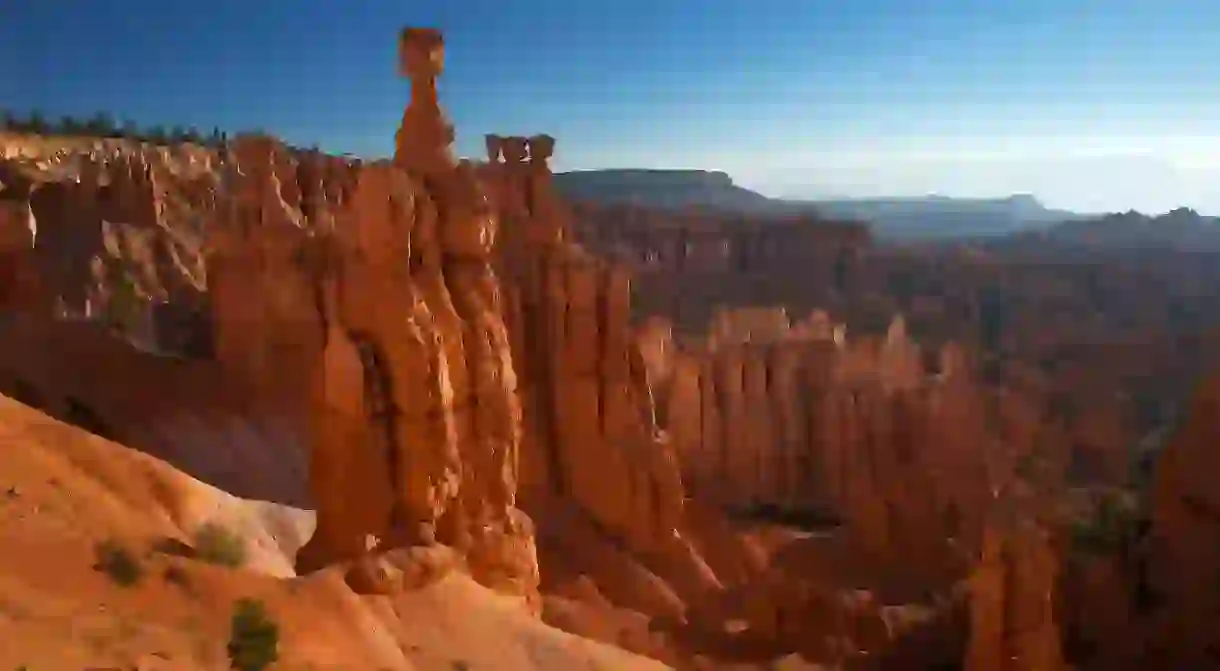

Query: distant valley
[554,168,1090,240]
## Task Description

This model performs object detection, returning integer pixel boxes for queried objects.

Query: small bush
[227,598,279,671]
[194,521,248,568]
[93,538,143,587]
[105,272,145,336]
[1070,493,1139,556]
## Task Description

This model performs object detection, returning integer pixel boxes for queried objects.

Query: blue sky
[2,0,1218,213]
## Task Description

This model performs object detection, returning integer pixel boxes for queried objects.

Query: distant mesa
[552,168,1089,240]
[553,168,776,212]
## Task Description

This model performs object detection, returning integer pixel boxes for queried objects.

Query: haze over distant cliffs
[553,169,778,212]
[554,168,1088,240]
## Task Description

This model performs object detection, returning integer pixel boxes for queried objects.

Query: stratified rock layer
[650,310,1012,591]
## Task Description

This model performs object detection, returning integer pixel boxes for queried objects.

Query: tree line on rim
[1,109,236,147]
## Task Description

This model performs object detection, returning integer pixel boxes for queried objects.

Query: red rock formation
[0,171,38,311]
[1142,368,1220,666]
[966,519,1065,671]
[470,132,838,668]
[652,312,1005,590]
[483,134,687,563]
[567,202,1220,494]
[256,29,537,601]
[12,26,1210,669]
[0,28,542,605]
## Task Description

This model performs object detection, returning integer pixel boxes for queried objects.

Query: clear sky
[3,0,1218,213]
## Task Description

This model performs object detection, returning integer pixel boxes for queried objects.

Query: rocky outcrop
[14,25,1203,671]
[650,311,1007,590]
[475,129,788,657]
[569,201,869,275]
[481,133,687,565]
[966,519,1065,671]
[0,28,541,603]
[567,199,1220,497]
[0,30,732,648]
[569,201,869,331]
[0,140,218,353]
[0,145,311,507]
[223,29,538,600]
[0,168,38,311]
[1141,367,1220,666]
[1045,366,1220,669]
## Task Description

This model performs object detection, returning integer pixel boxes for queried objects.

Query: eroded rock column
[291,28,537,600]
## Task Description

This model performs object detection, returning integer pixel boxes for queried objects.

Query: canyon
[0,26,1217,671]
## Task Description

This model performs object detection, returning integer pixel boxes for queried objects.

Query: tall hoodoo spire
[394,27,457,176]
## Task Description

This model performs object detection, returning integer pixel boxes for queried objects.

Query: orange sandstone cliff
[0,25,743,669]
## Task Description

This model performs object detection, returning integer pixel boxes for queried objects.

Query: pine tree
[144,125,168,145]
[59,115,80,136]
[26,111,47,134]
[121,119,141,141]
[87,111,117,137]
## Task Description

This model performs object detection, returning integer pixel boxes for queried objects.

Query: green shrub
[227,598,279,671]
[1070,493,1139,556]
[194,521,248,568]
[92,538,143,587]
[106,272,142,334]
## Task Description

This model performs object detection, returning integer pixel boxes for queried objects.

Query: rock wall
[208,28,538,599]
[1140,367,1220,667]
[479,133,693,573]
[0,167,38,311]
[1039,360,1220,670]
[568,201,1220,494]
[965,519,1065,671]
[0,27,743,640]
[644,309,1077,597]
[569,202,869,334]
[0,28,541,602]
[665,319,978,517]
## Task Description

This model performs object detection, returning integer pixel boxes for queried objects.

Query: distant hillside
[552,169,784,212]
[987,207,1220,251]
[799,194,1086,240]
[552,169,1085,240]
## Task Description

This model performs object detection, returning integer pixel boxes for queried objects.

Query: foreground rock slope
[0,393,665,670]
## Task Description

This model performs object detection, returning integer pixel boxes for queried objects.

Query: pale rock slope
[0,393,668,670]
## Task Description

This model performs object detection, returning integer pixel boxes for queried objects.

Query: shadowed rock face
[966,520,1065,671]
[1138,369,1220,667]
[567,199,1220,496]
[645,309,1033,592]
